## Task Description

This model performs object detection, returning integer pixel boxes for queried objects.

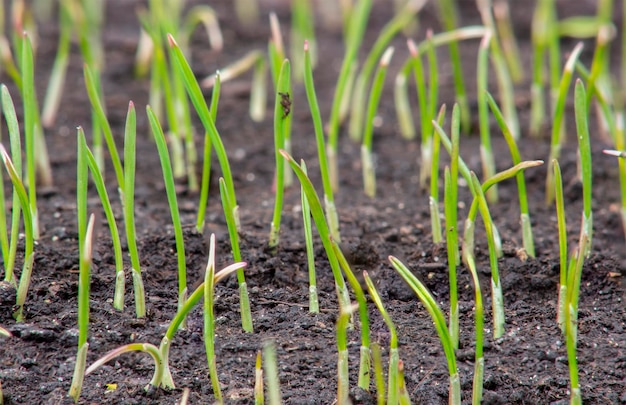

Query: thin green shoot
[486,91,536,257]
[397,360,410,405]
[477,30,497,203]
[290,0,316,83]
[122,102,145,318]
[268,13,286,86]
[362,46,394,198]
[178,5,223,54]
[147,105,188,326]
[493,0,524,83]
[85,343,164,392]
[21,32,40,239]
[348,0,426,142]
[1,85,23,286]
[303,39,340,242]
[269,59,292,250]
[281,151,351,312]
[545,42,584,205]
[552,159,568,333]
[78,131,125,310]
[433,0,470,133]
[371,342,385,405]
[364,271,400,405]
[69,214,95,403]
[83,63,124,189]
[158,248,245,388]
[200,51,267,122]
[300,161,318,313]
[336,303,358,404]
[394,26,487,140]
[332,241,371,390]
[574,79,593,257]
[169,34,240,228]
[327,0,373,192]
[470,172,505,339]
[255,350,264,405]
[204,233,222,402]
[585,24,615,125]
[430,105,447,244]
[390,256,460,404]
[263,340,282,405]
[219,178,253,332]
[0,145,34,323]
[196,71,220,233]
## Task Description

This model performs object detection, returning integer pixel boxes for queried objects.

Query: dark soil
[1,1,626,404]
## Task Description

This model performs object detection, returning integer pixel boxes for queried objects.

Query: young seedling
[1,85,23,286]
[290,0,316,83]
[326,0,372,191]
[68,214,95,402]
[390,256,460,405]
[281,151,351,312]
[371,342,386,405]
[303,39,340,242]
[430,105,447,244]
[364,271,402,405]
[78,131,125,310]
[552,159,568,332]
[574,80,593,257]
[196,71,220,233]
[147,106,188,325]
[263,340,282,405]
[332,241,371,390]
[477,30,497,203]
[362,46,394,198]
[348,0,426,142]
[255,350,264,405]
[336,303,358,404]
[493,0,524,83]
[204,233,223,401]
[269,59,292,250]
[300,161,319,313]
[545,42,584,205]
[0,145,34,323]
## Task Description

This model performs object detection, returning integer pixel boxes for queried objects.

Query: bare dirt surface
[1,1,626,404]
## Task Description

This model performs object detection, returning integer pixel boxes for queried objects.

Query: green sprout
[263,340,282,405]
[371,342,385,405]
[348,0,425,142]
[574,80,593,257]
[269,59,292,250]
[390,256,460,404]
[429,105,447,244]
[300,161,319,313]
[303,39,340,242]
[477,30,497,203]
[147,105,188,325]
[68,214,95,402]
[0,144,34,323]
[336,303,358,404]
[255,350,264,405]
[290,0,316,83]
[493,0,524,83]
[362,46,394,198]
[552,159,568,332]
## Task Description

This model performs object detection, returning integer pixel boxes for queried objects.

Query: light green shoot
[485,91,536,257]
[269,60,292,250]
[1,85,23,286]
[397,361,410,405]
[470,172,505,339]
[364,271,400,405]
[327,0,373,191]
[336,303,358,404]
[68,214,95,403]
[574,80,593,257]
[85,343,164,392]
[303,40,340,242]
[348,0,426,142]
[332,242,371,390]
[122,102,145,318]
[493,0,524,83]
[200,51,268,122]
[290,0,316,83]
[263,340,282,405]
[552,160,568,333]
[605,114,626,242]
[78,131,125,310]
[300,161,318,313]
[281,151,351,312]
[477,30,497,203]
[372,342,386,405]
[0,145,34,323]
[196,71,220,233]
[168,34,240,228]
[390,256,460,405]
[204,233,222,402]
[219,178,254,332]
[362,46,393,198]
[545,42,584,205]
[430,105,447,244]
[147,106,188,326]
[255,350,264,405]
